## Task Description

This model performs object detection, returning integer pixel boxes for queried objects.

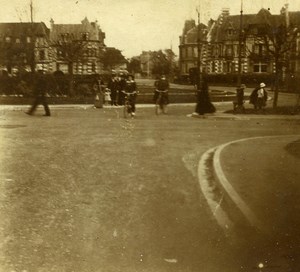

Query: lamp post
[196,6,202,90]
[237,0,244,87]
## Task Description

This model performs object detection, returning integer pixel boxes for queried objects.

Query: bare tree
[52,38,88,96]
[253,15,299,108]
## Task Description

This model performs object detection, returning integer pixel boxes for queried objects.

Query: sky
[0,0,300,58]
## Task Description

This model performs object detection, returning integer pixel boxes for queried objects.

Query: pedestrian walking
[250,82,268,112]
[26,66,51,116]
[192,73,215,117]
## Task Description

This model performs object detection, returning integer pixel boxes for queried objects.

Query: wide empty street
[0,105,299,272]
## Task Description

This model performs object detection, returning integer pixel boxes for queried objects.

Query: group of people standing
[235,82,268,113]
[106,73,137,114]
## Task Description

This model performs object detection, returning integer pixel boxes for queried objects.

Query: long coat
[195,78,215,114]
[249,87,268,106]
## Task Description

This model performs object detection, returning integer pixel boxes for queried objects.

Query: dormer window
[60,33,69,42]
[227,29,233,36]
[5,37,11,43]
[82,32,89,40]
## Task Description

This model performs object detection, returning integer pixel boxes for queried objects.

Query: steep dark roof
[50,17,103,41]
[252,8,272,24]
[210,14,256,42]
[184,23,207,43]
[209,8,300,43]
[50,24,89,40]
[289,11,300,25]
[0,22,49,37]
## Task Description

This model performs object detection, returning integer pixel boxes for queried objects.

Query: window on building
[57,50,65,58]
[253,62,268,73]
[187,47,193,57]
[16,38,21,44]
[213,45,220,57]
[181,63,185,74]
[27,37,31,43]
[194,47,198,57]
[233,45,238,57]
[225,62,233,73]
[92,62,96,72]
[83,63,87,74]
[82,33,89,40]
[253,44,267,56]
[227,29,233,36]
[225,45,233,56]
[39,50,45,60]
[181,48,185,58]
[212,61,216,73]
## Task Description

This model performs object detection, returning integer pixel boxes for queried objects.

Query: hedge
[0,72,108,97]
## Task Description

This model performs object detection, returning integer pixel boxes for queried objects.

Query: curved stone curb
[212,135,300,231]
[197,147,233,234]
[213,138,264,231]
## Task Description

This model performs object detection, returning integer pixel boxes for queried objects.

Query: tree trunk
[68,62,75,97]
[273,58,280,108]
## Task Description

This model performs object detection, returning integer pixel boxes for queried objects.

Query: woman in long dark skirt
[192,74,215,116]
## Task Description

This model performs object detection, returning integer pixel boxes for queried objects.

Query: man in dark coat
[153,75,169,104]
[26,67,51,116]
[117,73,127,106]
[107,73,118,106]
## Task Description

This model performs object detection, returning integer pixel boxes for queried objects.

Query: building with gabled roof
[49,17,106,75]
[178,20,209,78]
[179,6,300,83]
[0,22,51,73]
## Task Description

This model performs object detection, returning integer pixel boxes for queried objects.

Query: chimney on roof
[50,18,54,30]
[183,20,196,35]
[221,8,230,17]
[285,3,289,27]
[218,8,230,25]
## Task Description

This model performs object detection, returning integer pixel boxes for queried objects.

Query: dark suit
[27,71,51,116]
[107,78,118,106]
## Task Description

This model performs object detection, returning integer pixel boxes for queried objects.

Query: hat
[260,82,266,88]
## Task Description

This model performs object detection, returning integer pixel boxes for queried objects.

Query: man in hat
[153,75,170,114]
[250,82,268,112]
[26,65,51,116]
[107,73,118,106]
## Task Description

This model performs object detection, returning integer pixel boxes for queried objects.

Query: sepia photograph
[0,0,299,271]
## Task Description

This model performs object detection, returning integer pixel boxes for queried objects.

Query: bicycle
[122,90,137,118]
[155,89,168,115]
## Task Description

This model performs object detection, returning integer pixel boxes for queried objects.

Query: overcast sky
[1,0,300,58]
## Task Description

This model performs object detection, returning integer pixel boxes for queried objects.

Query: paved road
[0,105,299,272]
[219,135,300,265]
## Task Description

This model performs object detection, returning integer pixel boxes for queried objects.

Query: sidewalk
[219,135,300,238]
